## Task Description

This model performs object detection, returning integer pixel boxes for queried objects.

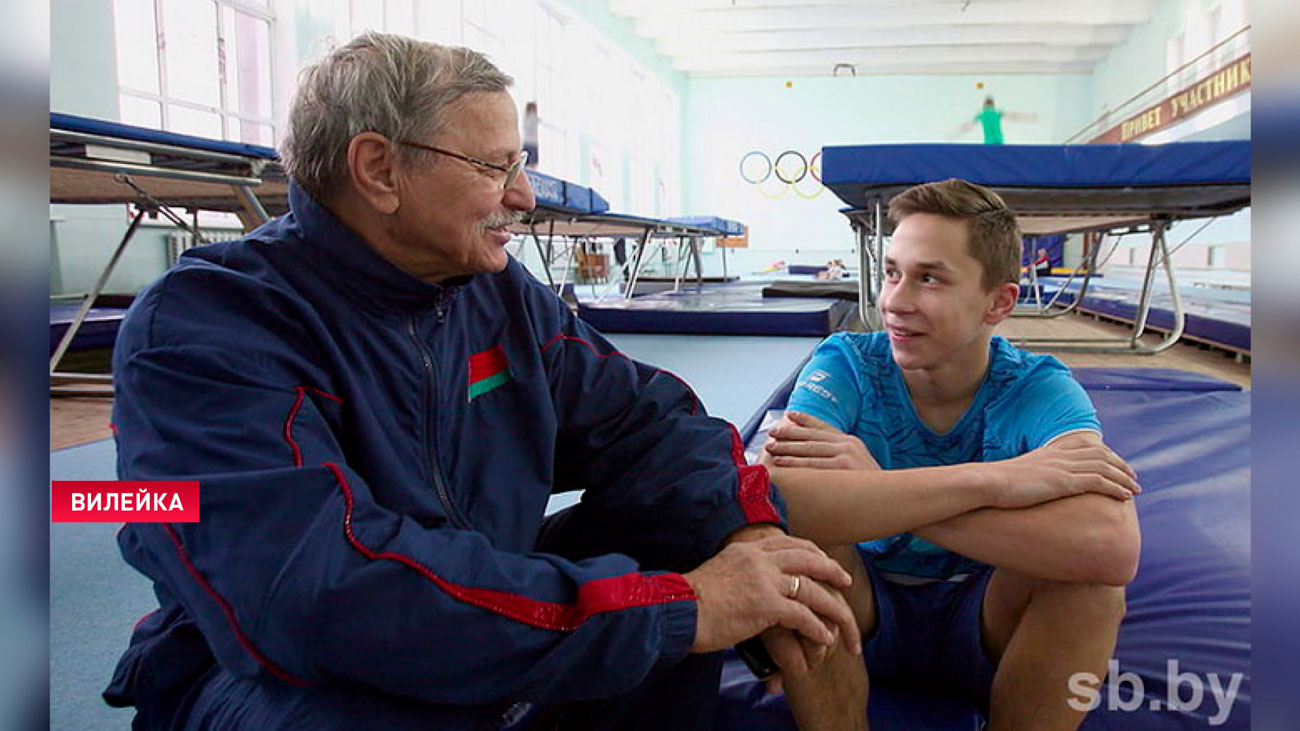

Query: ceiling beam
[689,60,1098,78]
[624,3,1158,39]
[671,43,1111,73]
[612,0,1149,13]
[655,24,1130,56]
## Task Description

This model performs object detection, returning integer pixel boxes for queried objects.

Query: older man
[102,33,857,730]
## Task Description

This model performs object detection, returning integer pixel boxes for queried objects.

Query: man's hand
[762,412,879,471]
[683,534,862,656]
[981,435,1141,509]
[756,577,850,695]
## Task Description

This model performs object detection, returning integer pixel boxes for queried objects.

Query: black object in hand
[735,636,779,680]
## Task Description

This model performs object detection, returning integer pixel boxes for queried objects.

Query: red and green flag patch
[468,345,511,401]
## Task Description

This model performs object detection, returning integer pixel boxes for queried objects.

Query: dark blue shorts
[861,554,997,714]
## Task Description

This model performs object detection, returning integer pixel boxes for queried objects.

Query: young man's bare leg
[779,544,873,731]
[981,569,1125,731]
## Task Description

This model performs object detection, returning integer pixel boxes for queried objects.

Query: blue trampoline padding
[522,169,609,214]
[1071,367,1241,392]
[668,216,745,236]
[577,283,853,336]
[52,112,278,160]
[49,303,126,353]
[822,141,1249,194]
[1042,284,1251,353]
[722,368,1250,730]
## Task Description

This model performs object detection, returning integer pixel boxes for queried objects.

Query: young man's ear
[346,132,402,215]
[983,282,1019,325]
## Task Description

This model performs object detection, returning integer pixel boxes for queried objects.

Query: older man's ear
[346,132,403,215]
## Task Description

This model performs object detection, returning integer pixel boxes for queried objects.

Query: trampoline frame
[510,211,740,304]
[49,114,284,396]
[834,144,1250,356]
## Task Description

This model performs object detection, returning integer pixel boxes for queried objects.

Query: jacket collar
[286,181,466,312]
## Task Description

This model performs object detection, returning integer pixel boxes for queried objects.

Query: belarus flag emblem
[468,345,512,401]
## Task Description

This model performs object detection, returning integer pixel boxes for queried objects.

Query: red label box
[51,481,200,523]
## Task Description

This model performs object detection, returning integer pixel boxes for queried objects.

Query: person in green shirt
[952,96,1038,145]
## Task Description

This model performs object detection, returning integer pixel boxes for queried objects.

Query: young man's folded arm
[768,462,994,547]
[913,432,1141,586]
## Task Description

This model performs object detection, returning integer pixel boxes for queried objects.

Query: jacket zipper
[408,312,469,529]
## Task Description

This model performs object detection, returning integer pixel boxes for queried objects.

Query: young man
[759,179,1141,731]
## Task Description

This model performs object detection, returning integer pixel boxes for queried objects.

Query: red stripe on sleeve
[162,524,311,687]
[730,426,781,525]
[326,463,695,632]
[284,386,343,468]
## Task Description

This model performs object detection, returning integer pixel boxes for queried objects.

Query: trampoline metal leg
[624,228,655,300]
[232,184,270,228]
[854,200,884,333]
[1134,220,1186,354]
[50,207,147,379]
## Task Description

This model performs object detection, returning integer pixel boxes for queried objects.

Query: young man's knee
[1068,582,1126,623]
[1033,579,1127,624]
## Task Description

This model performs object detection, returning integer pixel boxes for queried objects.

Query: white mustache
[480,212,523,231]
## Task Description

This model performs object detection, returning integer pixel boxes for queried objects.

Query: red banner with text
[51,481,200,522]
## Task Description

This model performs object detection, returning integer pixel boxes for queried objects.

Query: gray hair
[279,32,513,201]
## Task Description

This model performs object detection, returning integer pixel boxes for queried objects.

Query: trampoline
[49,113,286,395]
[720,364,1250,730]
[822,141,1251,354]
[509,202,831,335]
[49,301,129,354]
[576,280,857,336]
[506,179,733,297]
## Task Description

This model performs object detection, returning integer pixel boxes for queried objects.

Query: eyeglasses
[397,140,528,190]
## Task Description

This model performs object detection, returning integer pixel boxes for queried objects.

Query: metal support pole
[50,207,147,375]
[624,228,655,299]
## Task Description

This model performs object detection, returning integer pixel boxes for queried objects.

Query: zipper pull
[436,289,452,323]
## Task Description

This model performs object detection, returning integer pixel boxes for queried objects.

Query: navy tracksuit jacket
[103,184,784,728]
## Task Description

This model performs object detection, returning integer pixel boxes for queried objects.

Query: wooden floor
[995,310,1250,388]
[50,396,114,451]
[49,310,1250,451]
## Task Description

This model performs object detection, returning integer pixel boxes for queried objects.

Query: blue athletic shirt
[785,332,1100,580]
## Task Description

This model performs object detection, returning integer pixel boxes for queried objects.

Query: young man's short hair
[887,178,1021,291]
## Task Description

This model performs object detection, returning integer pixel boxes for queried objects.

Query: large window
[108,0,684,216]
[112,0,275,145]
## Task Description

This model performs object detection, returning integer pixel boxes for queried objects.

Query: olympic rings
[740,149,824,198]
[739,151,772,184]
[774,150,808,184]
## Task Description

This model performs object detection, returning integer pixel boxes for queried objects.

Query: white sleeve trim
[1043,427,1102,447]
